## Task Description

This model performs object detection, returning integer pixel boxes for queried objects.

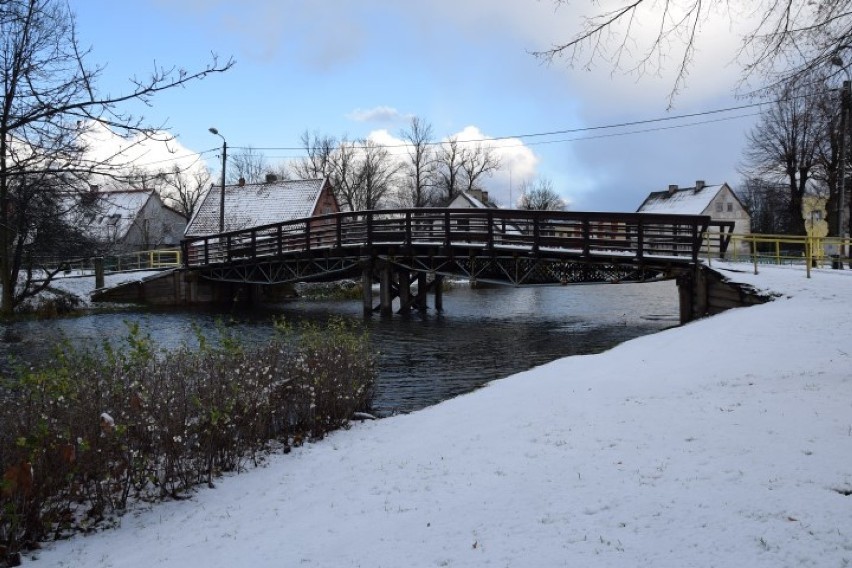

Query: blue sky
[72,0,760,211]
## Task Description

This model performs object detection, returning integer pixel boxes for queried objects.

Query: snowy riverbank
[30,262,852,567]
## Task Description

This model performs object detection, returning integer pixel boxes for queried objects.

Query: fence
[702,232,852,273]
[38,249,182,278]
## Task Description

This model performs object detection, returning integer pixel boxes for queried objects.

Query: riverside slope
[33,262,852,567]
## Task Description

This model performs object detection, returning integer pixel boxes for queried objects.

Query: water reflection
[0,280,679,413]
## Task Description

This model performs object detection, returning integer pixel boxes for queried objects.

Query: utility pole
[209,128,227,233]
[845,81,852,253]
[840,82,850,244]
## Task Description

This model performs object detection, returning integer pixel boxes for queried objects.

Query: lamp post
[209,127,227,233]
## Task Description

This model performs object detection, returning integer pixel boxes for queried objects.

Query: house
[446,189,494,209]
[184,176,339,238]
[65,188,187,254]
[637,181,751,255]
[444,189,527,240]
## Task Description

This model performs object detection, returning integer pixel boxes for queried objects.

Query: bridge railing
[182,209,712,268]
[34,248,182,278]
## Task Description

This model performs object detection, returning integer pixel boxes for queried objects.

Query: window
[726,202,733,212]
[715,203,723,213]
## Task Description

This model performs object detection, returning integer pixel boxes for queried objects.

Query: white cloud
[450,126,540,207]
[365,125,541,207]
[80,121,209,187]
[347,106,409,124]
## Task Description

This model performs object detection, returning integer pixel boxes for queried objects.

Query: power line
[94,97,790,170]
[233,99,770,153]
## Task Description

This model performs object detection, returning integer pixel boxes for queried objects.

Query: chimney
[265,173,278,184]
[238,177,246,187]
[668,184,678,196]
[89,184,99,193]
[481,190,489,203]
[469,188,483,202]
[695,180,705,191]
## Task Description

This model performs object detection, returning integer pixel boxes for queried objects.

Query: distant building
[65,188,186,253]
[445,189,524,238]
[185,176,339,238]
[446,189,494,209]
[637,181,750,256]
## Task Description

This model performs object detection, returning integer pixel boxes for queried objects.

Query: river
[0,280,679,414]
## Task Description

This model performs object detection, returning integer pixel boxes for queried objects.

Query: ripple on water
[0,280,678,413]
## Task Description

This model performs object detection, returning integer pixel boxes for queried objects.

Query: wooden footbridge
[162,208,752,323]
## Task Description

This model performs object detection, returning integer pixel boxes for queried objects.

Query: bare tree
[159,164,211,220]
[742,84,822,235]
[739,177,792,234]
[436,137,464,203]
[267,160,292,183]
[810,84,845,236]
[399,117,437,207]
[292,130,336,180]
[538,1,852,101]
[517,177,568,211]
[355,139,402,211]
[124,166,166,193]
[227,146,268,184]
[460,143,501,194]
[0,0,232,314]
[329,137,361,211]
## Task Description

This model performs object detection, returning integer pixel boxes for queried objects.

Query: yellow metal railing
[102,249,182,273]
[701,232,851,276]
[43,248,182,276]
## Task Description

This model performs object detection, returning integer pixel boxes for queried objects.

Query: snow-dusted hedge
[0,319,375,565]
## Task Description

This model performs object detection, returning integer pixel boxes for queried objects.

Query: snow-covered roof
[448,191,494,209]
[637,183,726,215]
[64,190,154,241]
[185,178,329,237]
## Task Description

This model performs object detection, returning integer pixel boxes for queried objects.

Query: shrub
[0,318,375,566]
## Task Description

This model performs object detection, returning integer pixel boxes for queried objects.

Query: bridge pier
[677,266,768,324]
[360,261,443,317]
[362,263,373,316]
[379,264,393,317]
[415,273,428,311]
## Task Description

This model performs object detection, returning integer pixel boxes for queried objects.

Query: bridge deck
[182,209,727,286]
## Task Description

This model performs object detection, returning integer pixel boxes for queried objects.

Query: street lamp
[209,127,227,233]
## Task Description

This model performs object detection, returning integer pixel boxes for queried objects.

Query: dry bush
[0,318,375,565]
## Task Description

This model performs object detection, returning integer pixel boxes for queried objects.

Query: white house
[446,189,493,209]
[65,189,186,253]
[637,181,750,255]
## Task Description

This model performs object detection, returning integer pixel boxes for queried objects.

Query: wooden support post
[692,266,708,320]
[379,264,393,316]
[434,274,444,312]
[676,271,694,324]
[416,272,428,311]
[251,284,263,306]
[398,269,411,313]
[94,257,105,289]
[362,263,373,317]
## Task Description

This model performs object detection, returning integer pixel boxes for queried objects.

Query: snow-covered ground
[29,263,852,567]
[43,270,164,308]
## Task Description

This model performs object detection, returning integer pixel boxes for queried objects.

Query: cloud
[80,121,209,185]
[450,126,540,207]
[347,106,409,124]
[365,125,541,207]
